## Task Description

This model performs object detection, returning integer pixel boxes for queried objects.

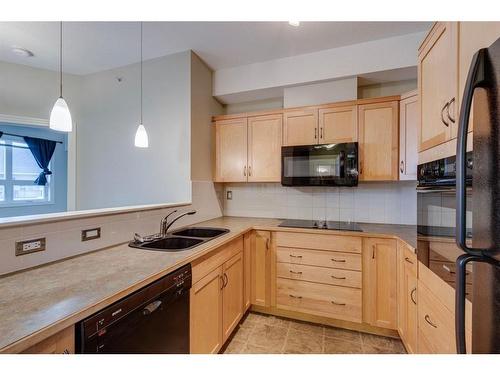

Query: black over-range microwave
[281,142,358,187]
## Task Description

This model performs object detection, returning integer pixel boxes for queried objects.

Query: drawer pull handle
[405,257,414,264]
[331,300,346,306]
[424,314,438,328]
[331,258,346,263]
[372,245,376,259]
[289,270,303,275]
[289,294,302,299]
[331,275,346,280]
[410,287,417,305]
[266,238,270,250]
[290,254,303,258]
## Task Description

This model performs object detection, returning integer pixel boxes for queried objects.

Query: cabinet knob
[243,166,247,176]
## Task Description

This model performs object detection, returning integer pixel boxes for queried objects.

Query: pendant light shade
[50,22,72,132]
[49,97,73,132]
[135,22,149,148]
[134,124,149,148]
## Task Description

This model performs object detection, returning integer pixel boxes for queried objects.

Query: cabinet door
[215,118,248,182]
[248,114,282,182]
[458,22,500,134]
[22,326,74,354]
[243,233,252,311]
[190,266,223,354]
[399,93,418,180]
[397,244,418,353]
[358,101,399,181]
[418,22,458,151]
[222,252,244,342]
[363,238,398,329]
[319,105,358,143]
[283,109,318,146]
[251,230,271,307]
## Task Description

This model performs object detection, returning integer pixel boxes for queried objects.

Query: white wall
[214,32,427,102]
[0,60,81,120]
[76,51,192,210]
[225,98,284,114]
[283,78,358,108]
[223,182,417,225]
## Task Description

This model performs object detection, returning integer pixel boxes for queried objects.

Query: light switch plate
[82,227,101,242]
[226,191,233,200]
[15,238,46,256]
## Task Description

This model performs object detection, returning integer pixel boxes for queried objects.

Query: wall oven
[416,153,473,301]
[281,142,358,186]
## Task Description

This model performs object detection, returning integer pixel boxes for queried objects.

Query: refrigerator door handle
[455,254,499,353]
[456,48,488,256]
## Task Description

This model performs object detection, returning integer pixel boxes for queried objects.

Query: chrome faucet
[160,209,196,236]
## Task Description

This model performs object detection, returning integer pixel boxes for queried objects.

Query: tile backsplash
[0,181,223,276]
[223,182,417,225]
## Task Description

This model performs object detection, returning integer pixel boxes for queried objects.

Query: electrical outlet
[81,227,101,241]
[15,238,46,256]
[226,190,233,200]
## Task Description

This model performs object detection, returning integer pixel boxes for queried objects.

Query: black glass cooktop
[279,219,363,232]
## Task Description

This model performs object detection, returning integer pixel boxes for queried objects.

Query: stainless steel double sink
[129,227,229,252]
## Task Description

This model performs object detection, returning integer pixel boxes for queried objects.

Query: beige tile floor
[222,312,406,354]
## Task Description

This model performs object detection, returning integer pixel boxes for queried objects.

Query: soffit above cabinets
[0,22,431,75]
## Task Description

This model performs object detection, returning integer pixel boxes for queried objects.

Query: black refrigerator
[455,37,500,354]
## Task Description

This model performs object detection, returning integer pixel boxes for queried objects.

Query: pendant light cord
[60,21,63,98]
[140,22,143,125]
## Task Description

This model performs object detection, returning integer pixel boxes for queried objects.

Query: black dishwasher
[76,264,191,353]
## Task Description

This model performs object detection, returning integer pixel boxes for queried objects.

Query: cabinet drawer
[277,262,361,289]
[192,237,243,284]
[417,281,455,353]
[277,278,362,323]
[277,247,361,271]
[276,232,361,253]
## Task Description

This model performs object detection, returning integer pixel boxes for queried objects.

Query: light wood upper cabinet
[248,114,282,182]
[363,237,398,330]
[397,242,418,354]
[222,252,244,342]
[418,22,458,152]
[215,118,248,182]
[399,91,418,180]
[283,108,318,146]
[358,100,399,181]
[458,22,500,134]
[251,230,272,307]
[319,105,358,143]
[190,266,223,354]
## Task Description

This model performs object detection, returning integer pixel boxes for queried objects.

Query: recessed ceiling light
[288,21,300,27]
[11,47,34,57]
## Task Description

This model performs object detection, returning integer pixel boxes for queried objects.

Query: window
[0,138,53,206]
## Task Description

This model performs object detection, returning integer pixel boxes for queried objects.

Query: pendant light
[49,22,72,132]
[134,22,149,148]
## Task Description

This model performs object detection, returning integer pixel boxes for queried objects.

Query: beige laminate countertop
[0,216,415,353]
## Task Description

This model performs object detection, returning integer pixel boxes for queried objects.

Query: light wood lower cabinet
[222,252,244,342]
[243,233,252,311]
[397,242,418,353]
[251,230,272,307]
[190,266,224,354]
[190,237,244,354]
[362,237,398,329]
[22,326,74,354]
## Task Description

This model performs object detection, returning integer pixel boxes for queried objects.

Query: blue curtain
[23,136,57,186]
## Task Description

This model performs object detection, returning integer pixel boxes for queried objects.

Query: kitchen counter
[0,216,415,353]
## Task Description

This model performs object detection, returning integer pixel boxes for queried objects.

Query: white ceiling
[0,22,432,75]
